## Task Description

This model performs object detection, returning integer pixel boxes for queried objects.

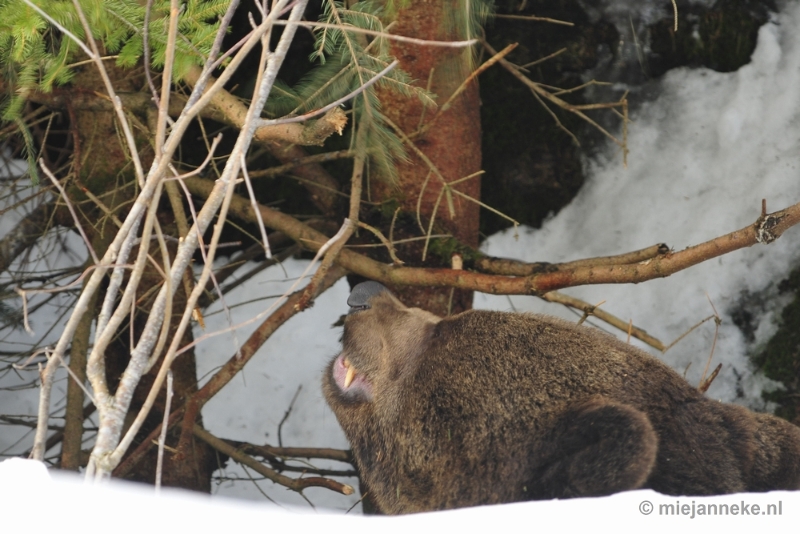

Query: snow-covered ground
[1,458,796,532]
[2,0,800,522]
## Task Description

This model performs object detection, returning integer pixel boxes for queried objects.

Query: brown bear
[323,281,800,514]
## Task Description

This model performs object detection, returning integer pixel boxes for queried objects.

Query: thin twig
[155,0,180,158]
[142,0,159,103]
[493,13,574,26]
[482,37,629,165]
[245,149,353,179]
[671,0,679,32]
[165,136,223,181]
[519,47,567,70]
[576,300,606,325]
[542,291,664,351]
[415,44,517,137]
[14,287,34,335]
[698,364,722,394]
[240,154,272,259]
[277,385,302,448]
[274,20,478,48]
[662,315,717,354]
[256,60,399,128]
[357,221,404,265]
[235,442,352,464]
[145,218,175,373]
[40,161,99,263]
[295,114,368,309]
[155,370,173,493]
[175,223,351,358]
[698,294,722,387]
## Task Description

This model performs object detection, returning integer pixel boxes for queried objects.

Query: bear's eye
[348,304,369,315]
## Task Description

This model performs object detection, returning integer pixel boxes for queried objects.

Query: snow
[477,5,800,408]
[2,0,800,523]
[0,179,82,459]
[195,259,356,508]
[0,458,796,532]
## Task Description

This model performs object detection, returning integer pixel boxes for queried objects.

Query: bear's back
[406,310,800,497]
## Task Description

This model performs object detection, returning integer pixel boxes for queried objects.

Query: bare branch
[114,265,346,479]
[541,291,665,351]
[493,13,575,26]
[40,161,98,264]
[296,118,368,310]
[698,363,722,394]
[0,202,56,274]
[30,0,305,467]
[99,0,313,476]
[357,221,404,265]
[182,66,349,147]
[234,443,353,464]
[193,425,355,496]
[155,370,173,493]
[475,243,670,276]
[240,155,272,259]
[154,0,180,158]
[185,176,800,296]
[482,38,629,165]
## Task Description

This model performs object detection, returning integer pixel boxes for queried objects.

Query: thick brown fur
[323,284,800,514]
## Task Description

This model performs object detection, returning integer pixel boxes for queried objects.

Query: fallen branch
[231,443,353,464]
[541,291,665,351]
[475,243,670,276]
[184,176,800,295]
[192,425,355,496]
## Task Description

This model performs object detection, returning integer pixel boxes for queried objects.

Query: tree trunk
[367,0,482,317]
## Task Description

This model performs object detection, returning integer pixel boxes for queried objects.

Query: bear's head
[323,281,441,425]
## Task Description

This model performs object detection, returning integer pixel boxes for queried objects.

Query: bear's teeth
[344,366,356,388]
[343,358,356,388]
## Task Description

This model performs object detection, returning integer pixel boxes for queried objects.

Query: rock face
[323,282,800,514]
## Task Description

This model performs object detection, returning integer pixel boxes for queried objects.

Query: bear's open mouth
[332,354,373,400]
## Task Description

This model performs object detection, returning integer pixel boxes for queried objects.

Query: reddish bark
[368,0,482,316]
